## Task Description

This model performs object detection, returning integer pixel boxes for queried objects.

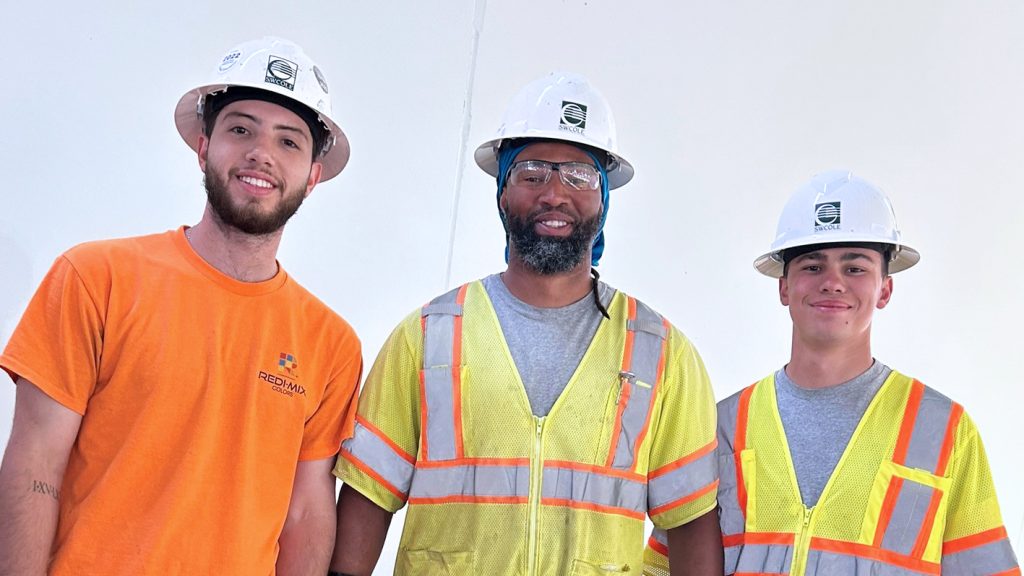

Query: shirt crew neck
[173,226,289,297]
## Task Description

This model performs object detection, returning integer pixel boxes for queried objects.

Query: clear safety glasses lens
[509,160,601,191]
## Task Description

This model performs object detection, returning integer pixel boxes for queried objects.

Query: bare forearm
[330,484,393,576]
[668,509,723,576]
[276,509,336,576]
[0,457,62,575]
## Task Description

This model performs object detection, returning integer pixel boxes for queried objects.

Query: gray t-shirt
[775,360,892,507]
[481,273,613,417]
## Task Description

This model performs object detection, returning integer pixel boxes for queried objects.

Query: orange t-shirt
[1,228,361,575]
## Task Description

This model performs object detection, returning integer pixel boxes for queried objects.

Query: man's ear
[779,276,790,306]
[876,276,894,309]
[304,162,323,198]
[197,134,209,173]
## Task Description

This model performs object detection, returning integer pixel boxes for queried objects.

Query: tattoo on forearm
[31,480,60,501]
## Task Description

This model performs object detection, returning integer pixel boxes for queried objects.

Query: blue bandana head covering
[495,140,611,266]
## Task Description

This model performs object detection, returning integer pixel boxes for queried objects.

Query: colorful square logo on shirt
[278,352,298,377]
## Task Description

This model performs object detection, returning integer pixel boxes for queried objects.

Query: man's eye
[282,139,300,150]
[230,126,248,135]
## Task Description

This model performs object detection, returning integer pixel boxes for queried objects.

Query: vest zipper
[526,416,545,576]
[791,506,814,576]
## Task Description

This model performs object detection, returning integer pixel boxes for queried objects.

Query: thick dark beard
[204,170,306,236]
[506,210,601,275]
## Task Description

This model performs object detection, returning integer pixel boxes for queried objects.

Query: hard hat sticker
[313,66,329,94]
[265,56,298,91]
[814,202,841,231]
[218,51,242,73]
[559,101,587,134]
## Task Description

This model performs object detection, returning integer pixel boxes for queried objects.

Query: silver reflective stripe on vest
[804,549,935,575]
[421,286,462,462]
[648,448,717,511]
[733,541,794,574]
[542,465,647,517]
[942,536,1020,575]
[650,527,668,547]
[879,479,938,556]
[611,299,666,469]
[902,385,954,473]
[409,463,530,500]
[716,392,746,537]
[342,422,415,496]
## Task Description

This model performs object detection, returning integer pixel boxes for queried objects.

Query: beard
[506,209,601,275]
[203,168,307,236]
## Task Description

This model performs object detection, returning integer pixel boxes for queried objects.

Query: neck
[186,207,284,282]
[501,256,593,308]
[785,333,874,389]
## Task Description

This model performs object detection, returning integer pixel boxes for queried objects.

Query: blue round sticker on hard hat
[219,51,241,73]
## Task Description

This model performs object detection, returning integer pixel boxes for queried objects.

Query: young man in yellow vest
[645,171,1019,575]
[328,72,723,575]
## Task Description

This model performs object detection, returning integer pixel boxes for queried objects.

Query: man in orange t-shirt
[0,37,362,575]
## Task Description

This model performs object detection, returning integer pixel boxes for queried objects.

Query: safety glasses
[508,160,602,191]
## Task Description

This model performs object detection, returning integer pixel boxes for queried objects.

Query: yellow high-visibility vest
[644,370,1019,576]
[335,281,718,575]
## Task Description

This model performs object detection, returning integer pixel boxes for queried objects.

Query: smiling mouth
[239,175,274,189]
[539,219,569,229]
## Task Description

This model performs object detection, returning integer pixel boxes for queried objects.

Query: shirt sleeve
[298,328,363,462]
[939,410,1020,574]
[333,310,422,513]
[1,254,104,414]
[645,327,719,530]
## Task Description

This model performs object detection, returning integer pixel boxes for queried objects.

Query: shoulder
[281,277,361,349]
[717,375,771,416]
[63,230,176,268]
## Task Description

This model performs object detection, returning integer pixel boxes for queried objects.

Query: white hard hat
[474,72,634,189]
[174,37,350,181]
[754,169,920,277]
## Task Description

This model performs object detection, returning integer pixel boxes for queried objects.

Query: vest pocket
[395,549,474,575]
[861,460,951,562]
[570,558,631,574]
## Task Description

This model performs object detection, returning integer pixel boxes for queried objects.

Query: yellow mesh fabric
[687,371,1012,575]
[745,376,804,535]
[943,411,1005,541]
[641,545,670,576]
[811,372,903,541]
[339,282,718,575]
[647,332,719,528]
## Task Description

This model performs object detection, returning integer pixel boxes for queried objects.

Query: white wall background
[2,0,1021,571]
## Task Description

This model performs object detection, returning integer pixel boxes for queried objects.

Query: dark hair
[202,87,329,161]
[782,242,891,277]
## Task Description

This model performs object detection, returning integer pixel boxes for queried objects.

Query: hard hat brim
[754,242,921,278]
[174,84,351,182]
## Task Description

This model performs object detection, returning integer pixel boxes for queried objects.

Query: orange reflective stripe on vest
[710,374,1019,576]
[419,284,468,462]
[872,381,958,560]
[415,288,667,517]
[606,297,668,471]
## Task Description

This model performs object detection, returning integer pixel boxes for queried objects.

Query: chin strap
[591,267,610,320]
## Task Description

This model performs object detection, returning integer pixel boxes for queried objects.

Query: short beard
[204,170,306,236]
[506,210,601,275]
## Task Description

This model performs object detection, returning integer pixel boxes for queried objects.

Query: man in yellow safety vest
[328,72,724,575]
[644,170,1019,575]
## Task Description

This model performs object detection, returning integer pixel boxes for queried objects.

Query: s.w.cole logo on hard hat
[814,202,841,231]
[265,55,298,91]
[559,101,587,134]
